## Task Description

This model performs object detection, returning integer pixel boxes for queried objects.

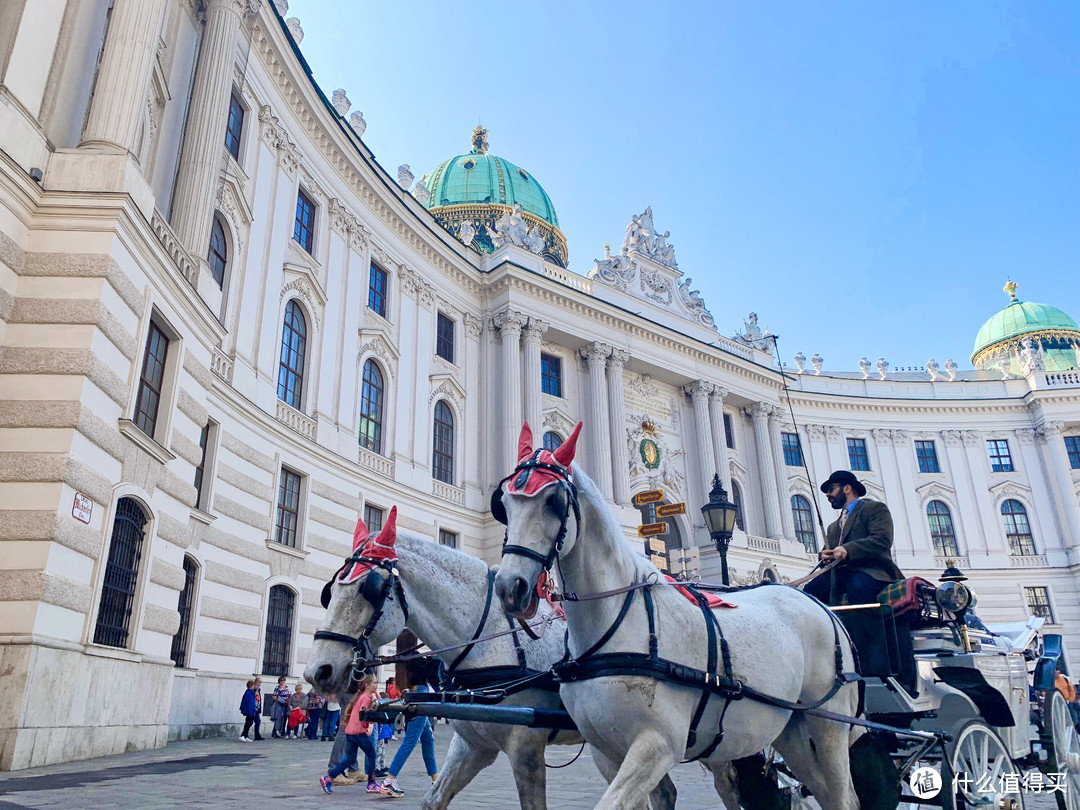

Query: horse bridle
[313,552,409,689]
[491,452,581,577]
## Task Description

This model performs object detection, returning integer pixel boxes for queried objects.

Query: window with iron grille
[543,432,562,451]
[225,92,244,161]
[541,353,562,397]
[274,467,302,548]
[846,438,869,471]
[782,433,802,466]
[1066,436,1080,470]
[277,300,306,409]
[436,313,454,363]
[170,556,198,668]
[433,401,454,485]
[94,498,148,648]
[791,495,816,552]
[723,413,734,449]
[208,217,228,288]
[926,501,959,557]
[731,481,744,531]
[359,359,384,454]
[193,422,212,511]
[987,439,1014,473]
[368,263,387,317]
[134,320,169,438]
[1024,586,1055,623]
[438,529,458,549]
[363,504,384,534]
[293,189,315,253]
[915,440,940,473]
[262,585,295,677]
[1002,499,1036,556]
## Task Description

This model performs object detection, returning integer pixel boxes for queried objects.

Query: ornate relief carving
[709,385,728,403]
[941,430,963,447]
[961,430,981,448]
[417,280,436,310]
[428,378,465,413]
[580,342,612,367]
[747,401,772,420]
[214,180,246,255]
[891,430,909,445]
[280,278,321,330]
[683,380,712,401]
[627,374,659,400]
[398,266,421,297]
[543,409,577,437]
[872,428,893,444]
[492,309,528,337]
[1015,428,1037,445]
[826,426,842,441]
[607,348,630,369]
[463,312,483,340]
[522,318,548,345]
[1037,422,1065,442]
[805,424,825,440]
[358,336,396,379]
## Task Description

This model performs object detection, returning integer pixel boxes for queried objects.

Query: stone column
[1037,422,1080,551]
[769,407,796,540]
[580,343,613,499]
[685,381,716,494]
[521,318,547,435]
[749,402,783,540]
[170,0,252,255]
[607,349,630,504]
[79,0,169,155]
[494,310,527,465]
[707,386,732,494]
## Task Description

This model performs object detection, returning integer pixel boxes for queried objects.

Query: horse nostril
[509,576,528,606]
[314,664,333,685]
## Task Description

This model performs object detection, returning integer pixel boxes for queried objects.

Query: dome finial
[471,125,489,154]
[1004,279,1019,301]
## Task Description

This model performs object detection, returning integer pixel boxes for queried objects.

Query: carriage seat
[875,577,937,620]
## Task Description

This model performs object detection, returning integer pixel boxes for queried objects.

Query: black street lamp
[701,474,738,585]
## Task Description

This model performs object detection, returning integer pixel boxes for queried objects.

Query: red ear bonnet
[352,516,370,553]
[339,505,398,585]
[505,422,581,498]
[517,422,534,463]
[551,422,582,468]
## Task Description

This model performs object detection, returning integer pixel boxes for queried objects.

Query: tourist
[386,677,403,737]
[306,691,324,740]
[380,664,439,798]
[375,715,394,776]
[239,679,264,742]
[288,703,307,740]
[270,676,291,738]
[319,675,381,795]
[322,694,340,741]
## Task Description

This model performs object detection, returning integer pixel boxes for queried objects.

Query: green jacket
[824,499,904,584]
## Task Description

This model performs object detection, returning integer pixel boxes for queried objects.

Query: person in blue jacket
[239,678,264,741]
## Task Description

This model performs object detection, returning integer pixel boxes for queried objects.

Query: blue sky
[288,0,1079,371]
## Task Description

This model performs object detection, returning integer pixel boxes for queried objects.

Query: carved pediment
[915,481,957,508]
[428,373,466,412]
[542,409,577,438]
[988,480,1032,504]
[279,272,324,331]
[215,173,253,254]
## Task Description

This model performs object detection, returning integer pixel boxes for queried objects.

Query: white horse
[304,507,679,810]
[493,422,863,810]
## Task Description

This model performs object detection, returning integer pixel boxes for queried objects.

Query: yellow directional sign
[638,522,668,537]
[656,502,686,517]
[632,489,664,506]
[647,537,667,554]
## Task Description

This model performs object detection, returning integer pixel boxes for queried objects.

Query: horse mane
[394,528,488,582]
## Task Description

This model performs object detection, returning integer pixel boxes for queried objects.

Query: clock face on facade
[640,438,661,469]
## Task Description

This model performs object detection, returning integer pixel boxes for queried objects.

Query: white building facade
[1,0,1078,771]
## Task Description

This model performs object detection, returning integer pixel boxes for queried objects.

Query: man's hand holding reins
[819,546,848,564]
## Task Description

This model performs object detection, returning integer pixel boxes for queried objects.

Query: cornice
[782,391,1035,417]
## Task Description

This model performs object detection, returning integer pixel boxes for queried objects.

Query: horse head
[493,421,582,618]
[305,506,407,695]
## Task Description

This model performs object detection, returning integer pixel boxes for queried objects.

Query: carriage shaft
[371,701,579,731]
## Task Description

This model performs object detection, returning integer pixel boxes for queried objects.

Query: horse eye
[547,486,568,517]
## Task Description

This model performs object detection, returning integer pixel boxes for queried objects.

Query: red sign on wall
[72,492,93,524]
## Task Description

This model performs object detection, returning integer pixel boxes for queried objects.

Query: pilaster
[580,342,613,498]
[522,318,548,436]
[607,349,630,504]
[749,402,782,540]
[707,387,732,495]
[768,406,796,540]
[494,310,527,466]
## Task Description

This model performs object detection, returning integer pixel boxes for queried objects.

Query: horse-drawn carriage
[307,422,1080,810]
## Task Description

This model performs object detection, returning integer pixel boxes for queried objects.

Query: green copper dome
[971,281,1080,372]
[421,127,568,266]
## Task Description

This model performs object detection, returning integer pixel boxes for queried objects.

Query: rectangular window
[134,320,170,439]
[781,432,802,466]
[293,189,315,254]
[987,439,1014,473]
[1024,586,1055,623]
[541,353,562,397]
[193,420,218,511]
[436,312,455,363]
[846,437,870,471]
[274,467,302,548]
[915,440,940,474]
[1066,436,1080,470]
[363,504,385,535]
[438,529,458,549]
[225,92,244,161]
[368,263,387,318]
[723,413,734,450]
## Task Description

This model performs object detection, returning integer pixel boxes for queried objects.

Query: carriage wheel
[948,720,1023,809]
[1047,692,1080,810]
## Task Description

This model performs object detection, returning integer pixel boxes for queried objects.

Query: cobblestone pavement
[0,725,1060,809]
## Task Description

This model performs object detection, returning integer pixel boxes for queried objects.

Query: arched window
[433,401,454,484]
[1001,499,1036,556]
[543,432,563,451]
[94,498,148,648]
[208,217,228,288]
[359,359,384,454]
[262,585,295,677]
[731,481,744,531]
[170,556,198,668]
[791,495,816,552]
[276,300,306,409]
[926,501,959,557]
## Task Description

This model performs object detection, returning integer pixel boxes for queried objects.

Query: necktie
[838,511,848,541]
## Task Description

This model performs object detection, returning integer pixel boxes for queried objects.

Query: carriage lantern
[701,474,738,586]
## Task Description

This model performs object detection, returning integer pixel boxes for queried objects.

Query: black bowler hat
[820,470,867,497]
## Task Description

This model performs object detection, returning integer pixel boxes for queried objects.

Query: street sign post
[637,522,667,537]
[632,489,664,506]
[656,502,686,517]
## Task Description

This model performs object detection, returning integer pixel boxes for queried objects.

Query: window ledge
[118,419,176,464]
[84,643,144,663]
[190,507,216,525]
[265,539,309,559]
[365,308,392,330]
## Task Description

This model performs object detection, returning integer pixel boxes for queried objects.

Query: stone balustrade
[746,534,782,554]
[433,480,465,506]
[211,348,233,382]
[358,446,394,478]
[275,400,316,439]
[541,264,592,293]
[1009,554,1049,568]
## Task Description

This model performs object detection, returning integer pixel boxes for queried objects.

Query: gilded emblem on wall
[640,438,661,469]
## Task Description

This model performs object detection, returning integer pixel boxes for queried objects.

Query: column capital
[961,430,981,448]
[493,309,528,338]
[209,0,259,17]
[747,401,772,421]
[766,404,786,423]
[1037,421,1065,442]
[891,429,909,445]
[579,342,612,367]
[709,385,729,403]
[522,318,549,345]
[683,379,712,401]
[607,348,630,369]
[805,424,825,440]
[463,312,483,340]
[872,428,893,444]
[941,429,963,447]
